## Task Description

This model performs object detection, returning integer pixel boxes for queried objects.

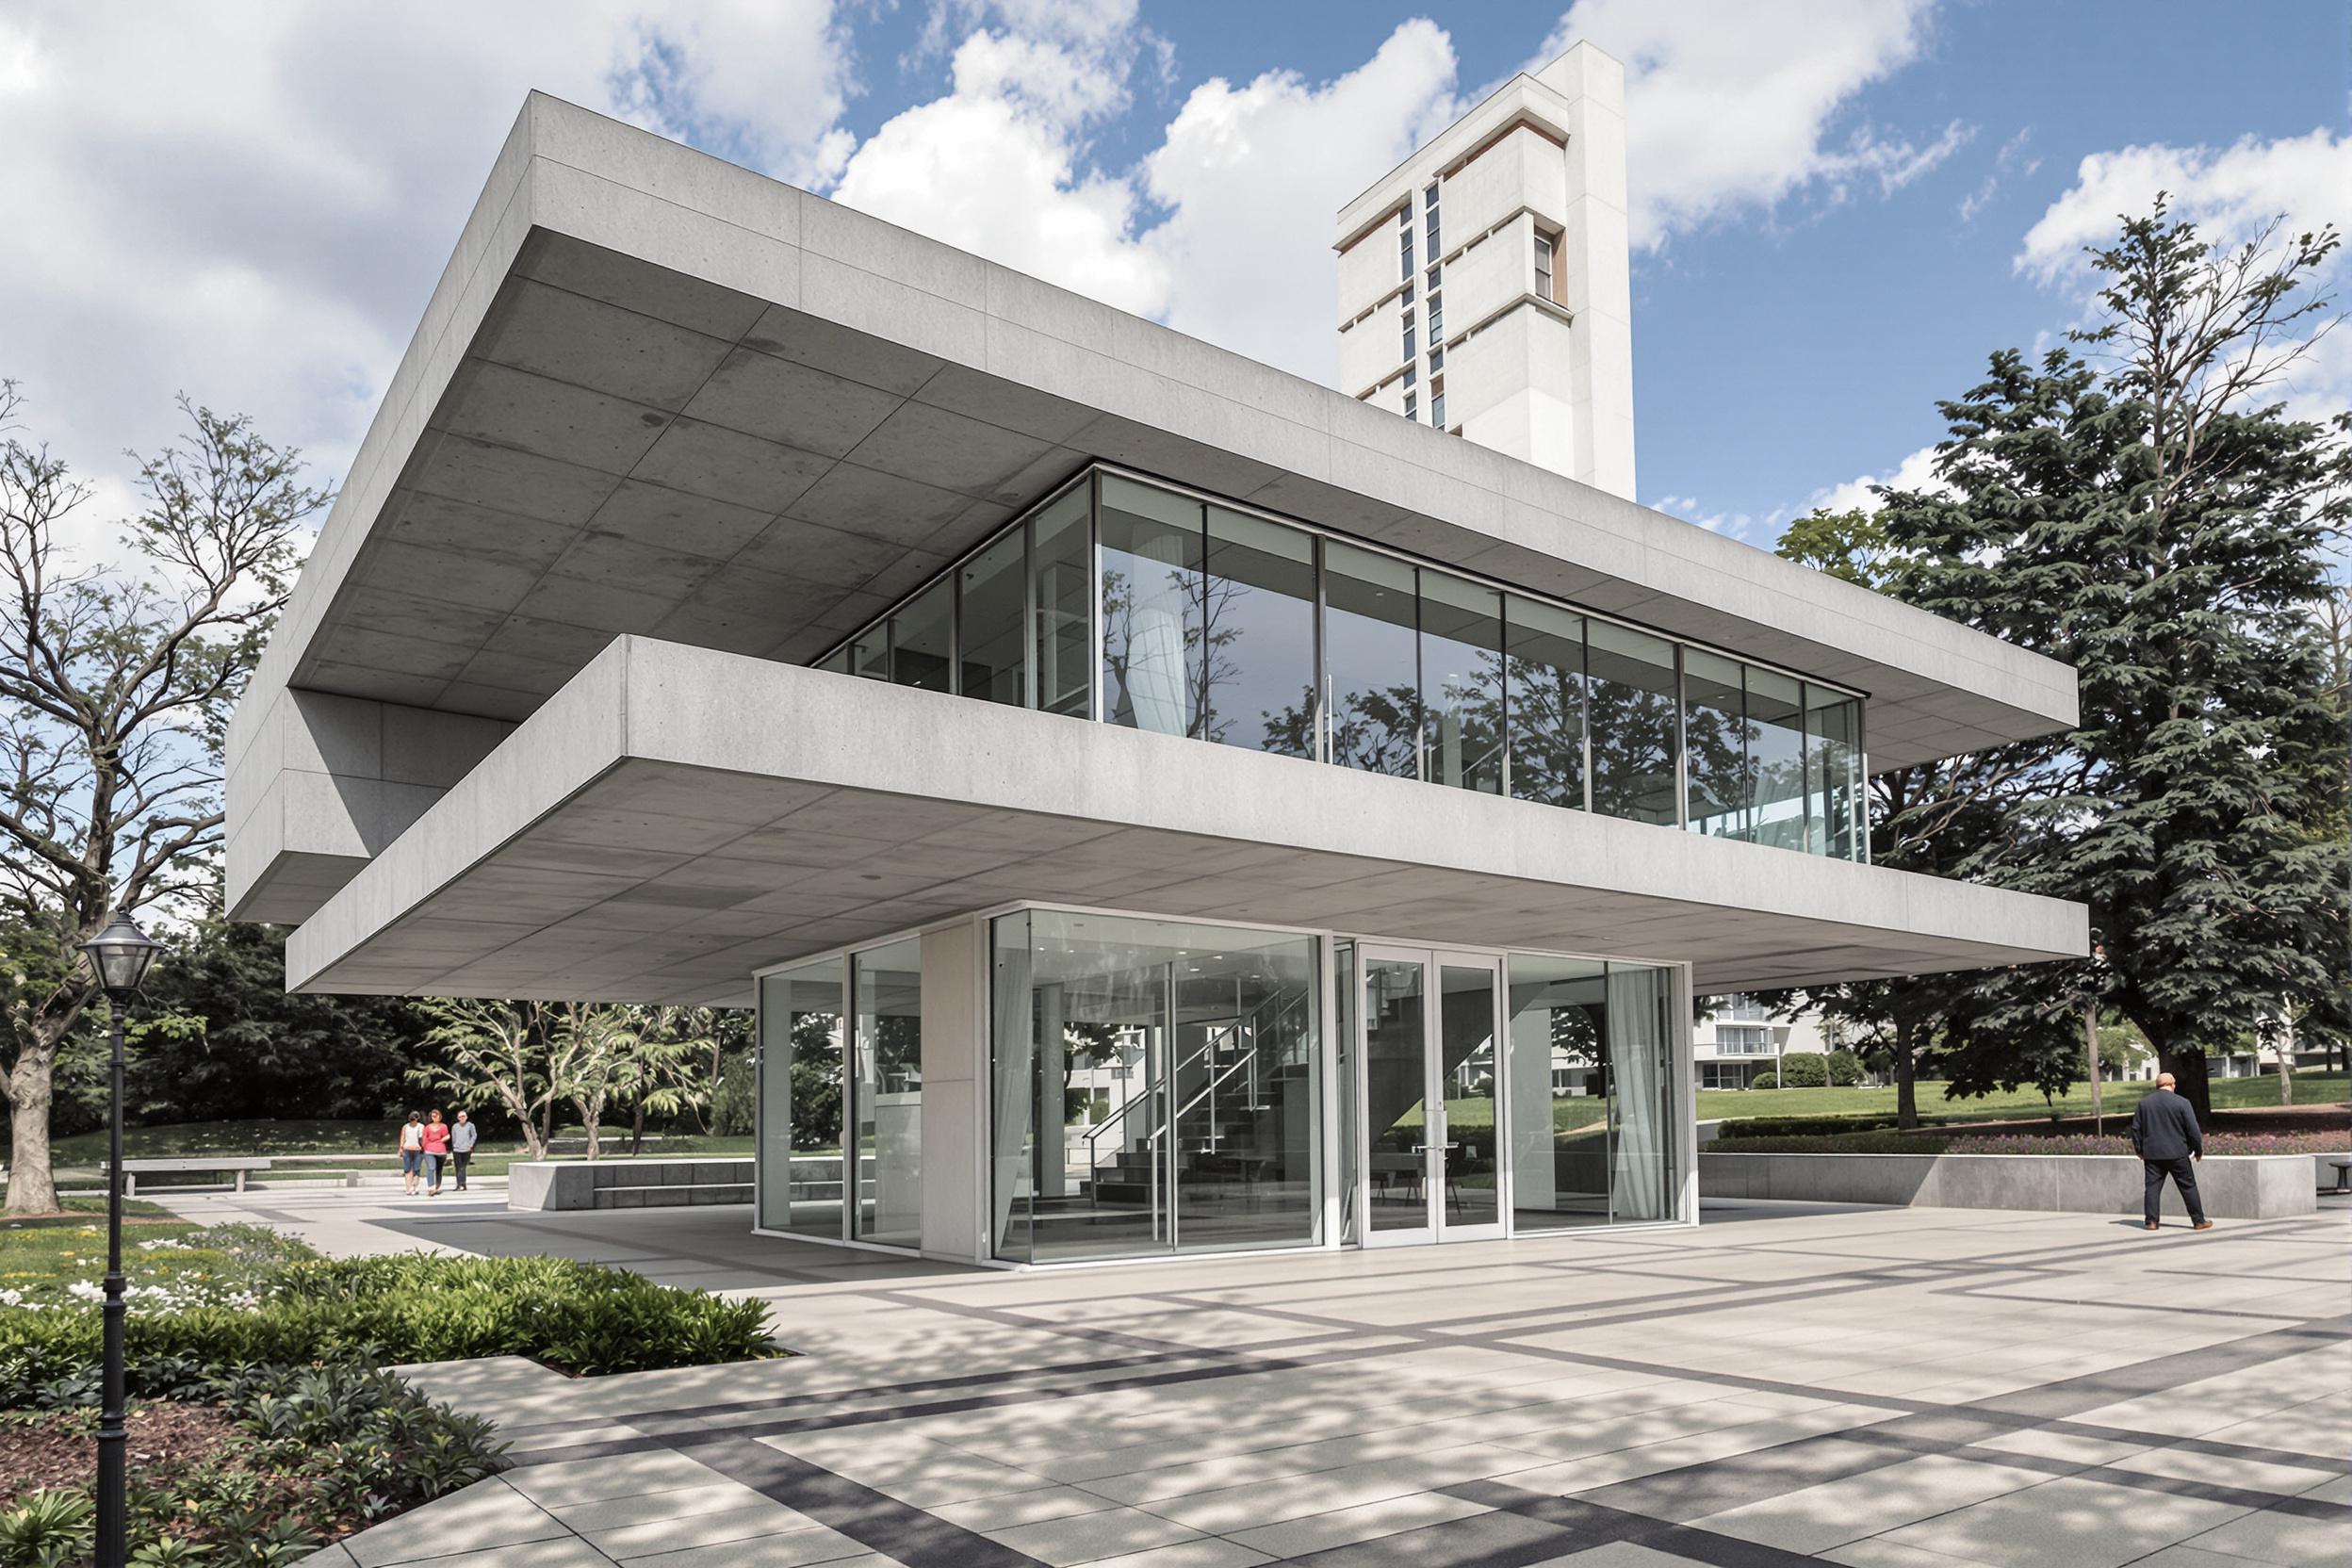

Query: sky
[2,0,2347,564]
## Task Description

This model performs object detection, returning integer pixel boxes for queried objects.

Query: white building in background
[1335,41,1636,499]
[1691,996,1837,1090]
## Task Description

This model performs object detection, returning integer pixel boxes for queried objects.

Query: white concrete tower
[1335,41,1635,499]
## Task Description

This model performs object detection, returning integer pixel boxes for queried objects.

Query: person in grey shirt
[2131,1072,2210,1231]
[449,1110,479,1192]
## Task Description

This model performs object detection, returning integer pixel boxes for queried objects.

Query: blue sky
[4,0,2345,559]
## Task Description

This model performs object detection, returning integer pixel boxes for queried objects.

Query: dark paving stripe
[1274,1506,1584,1568]
[1961,1314,2350,1422]
[1566,1434,1914,1523]
[693,1433,1046,1568]
[1445,1478,1826,1567]
[1846,1423,2352,1518]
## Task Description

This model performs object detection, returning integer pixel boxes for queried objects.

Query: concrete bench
[114,1158,272,1195]
[507,1158,753,1212]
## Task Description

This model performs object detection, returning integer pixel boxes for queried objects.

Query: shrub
[1748,1072,1777,1090]
[0,1253,776,1380]
[1824,1051,1867,1086]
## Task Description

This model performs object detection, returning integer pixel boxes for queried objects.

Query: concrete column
[919,923,980,1259]
[1535,42,1635,501]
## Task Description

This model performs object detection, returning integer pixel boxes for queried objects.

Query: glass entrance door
[1357,946,1506,1246]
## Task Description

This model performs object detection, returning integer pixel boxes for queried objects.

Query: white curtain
[1607,965,1669,1222]
[988,918,1034,1257]
[1126,529,1190,735]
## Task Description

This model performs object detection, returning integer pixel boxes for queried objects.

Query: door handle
[1409,1143,1462,1153]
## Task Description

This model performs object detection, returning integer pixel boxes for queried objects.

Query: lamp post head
[79,908,163,1000]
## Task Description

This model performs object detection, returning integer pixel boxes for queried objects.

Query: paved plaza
[161,1188,2348,1568]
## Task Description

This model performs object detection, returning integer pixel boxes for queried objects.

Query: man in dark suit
[2131,1071,2212,1231]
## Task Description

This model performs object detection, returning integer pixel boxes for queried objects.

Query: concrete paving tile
[1224,1489,1493,1558]
[505,1449,724,1509]
[2122,1548,2295,1568]
[1968,1429,2149,1468]
[983,1505,1206,1566]
[549,1480,769,1532]
[1695,1454,2050,1556]
[2127,1444,2341,1496]
[1079,1541,1272,1568]
[1820,1539,1997,1568]
[373,1541,616,1568]
[2179,1506,2352,1566]
[929,1484,1123,1531]
[1140,1443,1544,1532]
[1529,1545,1720,1567]
[586,1503,823,1558]
[1873,1476,2250,1568]
[294,1547,357,1568]
[345,1479,568,1565]
[621,1542,877,1568]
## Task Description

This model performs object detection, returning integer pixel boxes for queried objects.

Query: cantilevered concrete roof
[240,91,2075,777]
[286,639,2086,1004]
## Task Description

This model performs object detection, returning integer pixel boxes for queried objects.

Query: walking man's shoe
[2193,1220,2214,1231]
[2143,1220,2161,1231]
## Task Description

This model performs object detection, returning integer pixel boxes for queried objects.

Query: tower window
[1534,234,1555,301]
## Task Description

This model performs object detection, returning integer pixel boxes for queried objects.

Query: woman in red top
[421,1109,452,1197]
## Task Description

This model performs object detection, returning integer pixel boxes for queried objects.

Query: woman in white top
[398,1112,426,1196]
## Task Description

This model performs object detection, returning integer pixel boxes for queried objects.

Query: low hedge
[0,1254,776,1380]
[1714,1115,1944,1139]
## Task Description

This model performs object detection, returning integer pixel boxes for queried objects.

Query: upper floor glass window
[1534,234,1555,301]
[814,465,1871,862]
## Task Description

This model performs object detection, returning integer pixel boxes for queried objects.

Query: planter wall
[508,1157,754,1212]
[1699,1152,2317,1220]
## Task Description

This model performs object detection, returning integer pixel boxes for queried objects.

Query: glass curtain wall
[1502,955,1677,1228]
[851,939,923,1249]
[757,959,846,1239]
[989,910,1320,1264]
[759,945,925,1251]
[817,464,1869,861]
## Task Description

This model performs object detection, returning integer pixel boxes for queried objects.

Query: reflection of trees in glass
[1587,678,1679,821]
[1546,1004,1609,1136]
[1682,699,1753,833]
[1425,661,1503,791]
[1263,680,1422,775]
[792,1010,842,1148]
[1505,654,1582,805]
[1104,564,1315,751]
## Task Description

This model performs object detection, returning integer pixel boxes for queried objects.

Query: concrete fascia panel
[286,639,2087,999]
[235,88,2079,826]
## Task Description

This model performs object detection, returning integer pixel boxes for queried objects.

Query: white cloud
[1533,0,1953,249]
[1958,128,2037,224]
[1140,22,1462,382]
[2018,128,2352,434]
[1807,444,1946,515]
[1649,494,1758,540]
[2017,127,2352,283]
[831,13,1460,384]
[0,1,853,552]
[828,25,1172,317]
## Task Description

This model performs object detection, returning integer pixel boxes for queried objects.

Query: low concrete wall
[1700,1152,2318,1220]
[507,1158,753,1212]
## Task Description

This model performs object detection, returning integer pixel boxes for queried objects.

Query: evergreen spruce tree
[1783,203,2351,1124]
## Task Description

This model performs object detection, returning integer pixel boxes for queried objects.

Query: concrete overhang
[285,637,2088,1005]
[231,91,2079,928]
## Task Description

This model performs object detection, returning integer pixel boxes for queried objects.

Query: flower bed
[0,1218,785,1564]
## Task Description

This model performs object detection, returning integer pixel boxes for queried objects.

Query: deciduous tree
[0,384,326,1213]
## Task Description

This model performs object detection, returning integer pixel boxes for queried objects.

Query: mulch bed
[0,1403,239,1508]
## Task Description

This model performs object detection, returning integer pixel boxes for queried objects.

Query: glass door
[1356,946,1506,1246]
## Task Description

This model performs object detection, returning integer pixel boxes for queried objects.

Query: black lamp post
[79,908,162,1568]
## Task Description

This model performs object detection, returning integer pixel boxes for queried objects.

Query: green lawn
[1696,1072,2348,1124]
[27,1120,754,1187]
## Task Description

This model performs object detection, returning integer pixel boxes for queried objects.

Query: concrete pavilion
[227,84,2084,1268]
